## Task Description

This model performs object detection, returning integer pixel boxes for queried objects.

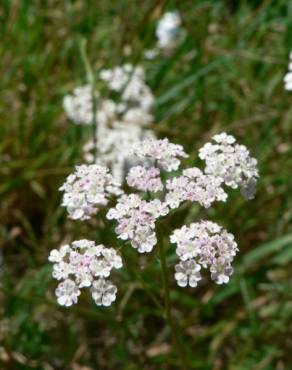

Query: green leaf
[242,234,292,267]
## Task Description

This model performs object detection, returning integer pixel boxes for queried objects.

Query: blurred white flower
[63,85,96,125]
[156,11,183,51]
[144,48,159,60]
[284,51,292,90]
[63,65,154,127]
[63,64,157,182]
[99,64,154,111]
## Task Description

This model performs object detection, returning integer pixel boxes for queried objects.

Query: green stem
[121,246,163,311]
[157,229,189,370]
[79,38,99,160]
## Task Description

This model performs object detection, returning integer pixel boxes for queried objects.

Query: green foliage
[0,0,291,369]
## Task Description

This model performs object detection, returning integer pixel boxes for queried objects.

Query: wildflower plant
[54,40,259,369]
[51,130,258,368]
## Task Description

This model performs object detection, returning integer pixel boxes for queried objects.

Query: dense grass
[1,0,292,369]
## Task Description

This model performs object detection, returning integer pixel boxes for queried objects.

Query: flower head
[107,194,169,253]
[63,85,95,125]
[59,164,122,220]
[100,64,154,110]
[166,167,227,209]
[199,132,259,199]
[171,221,238,286]
[49,239,122,307]
[129,138,188,172]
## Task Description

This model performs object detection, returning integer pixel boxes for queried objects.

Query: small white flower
[174,260,201,288]
[48,245,70,263]
[55,279,81,307]
[210,257,233,285]
[52,261,71,280]
[145,199,169,218]
[91,279,118,306]
[131,226,157,253]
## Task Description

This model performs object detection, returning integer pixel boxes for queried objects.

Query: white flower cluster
[129,138,188,171]
[63,64,156,182]
[171,221,238,287]
[63,65,154,128]
[105,135,258,262]
[284,52,292,90]
[49,240,122,307]
[52,134,258,307]
[63,85,95,125]
[99,64,154,112]
[156,11,182,51]
[59,164,122,220]
[107,194,169,253]
[199,133,259,199]
[166,167,227,209]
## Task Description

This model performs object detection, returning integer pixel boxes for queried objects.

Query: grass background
[1,0,292,369]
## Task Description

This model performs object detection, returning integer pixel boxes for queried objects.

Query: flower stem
[79,38,99,161]
[157,230,189,370]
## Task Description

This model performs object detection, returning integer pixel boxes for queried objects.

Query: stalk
[157,228,189,370]
[79,38,99,160]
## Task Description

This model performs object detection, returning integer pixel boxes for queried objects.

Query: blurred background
[1,0,292,369]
